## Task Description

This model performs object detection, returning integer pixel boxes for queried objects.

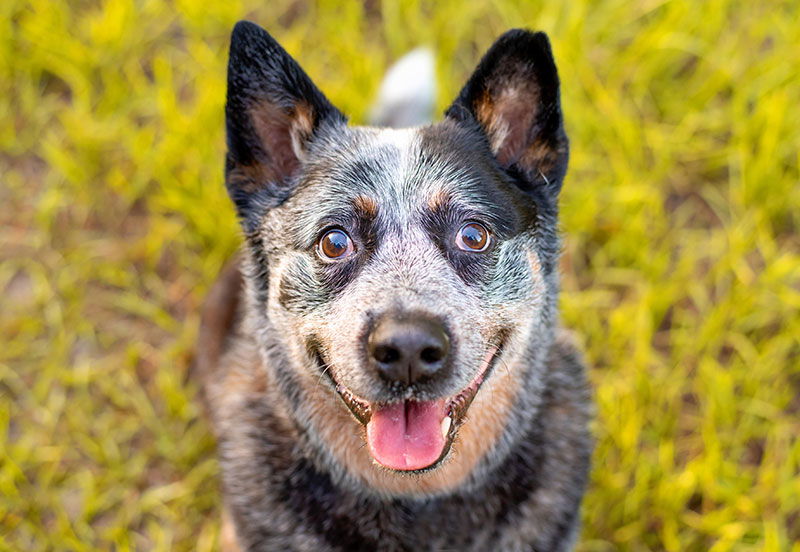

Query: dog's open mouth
[316,341,505,473]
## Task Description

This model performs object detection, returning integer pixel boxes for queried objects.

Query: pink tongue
[366,399,447,471]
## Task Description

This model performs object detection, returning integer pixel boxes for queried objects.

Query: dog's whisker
[313,358,334,390]
[497,356,512,378]
[484,336,511,378]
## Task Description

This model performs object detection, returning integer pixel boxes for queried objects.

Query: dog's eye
[318,229,355,260]
[455,222,491,252]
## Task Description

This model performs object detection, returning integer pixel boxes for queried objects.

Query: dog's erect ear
[225,21,346,217]
[446,29,568,198]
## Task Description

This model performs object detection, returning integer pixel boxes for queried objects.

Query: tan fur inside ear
[475,85,538,168]
[519,137,567,184]
[249,99,315,183]
[288,102,315,162]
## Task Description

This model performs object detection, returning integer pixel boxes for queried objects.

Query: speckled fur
[196,22,592,551]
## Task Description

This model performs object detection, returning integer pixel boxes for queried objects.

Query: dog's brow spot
[427,189,451,213]
[352,195,378,219]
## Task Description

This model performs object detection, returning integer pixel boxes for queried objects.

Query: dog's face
[224,22,568,495]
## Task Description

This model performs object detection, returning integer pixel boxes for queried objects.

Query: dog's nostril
[420,346,444,364]
[374,345,401,364]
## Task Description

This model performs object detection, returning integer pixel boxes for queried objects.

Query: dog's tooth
[441,416,452,439]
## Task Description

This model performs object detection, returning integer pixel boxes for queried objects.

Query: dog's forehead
[303,123,499,211]
[343,127,418,204]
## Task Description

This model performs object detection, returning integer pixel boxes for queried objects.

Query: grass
[1,0,798,550]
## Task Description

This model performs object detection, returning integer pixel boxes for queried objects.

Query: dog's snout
[368,316,450,386]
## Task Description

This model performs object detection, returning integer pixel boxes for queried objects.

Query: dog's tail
[369,48,436,128]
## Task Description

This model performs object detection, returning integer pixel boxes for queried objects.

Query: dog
[194,20,592,551]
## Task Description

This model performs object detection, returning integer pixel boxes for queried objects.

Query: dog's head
[225,22,568,495]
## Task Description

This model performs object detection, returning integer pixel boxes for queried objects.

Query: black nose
[368,316,450,386]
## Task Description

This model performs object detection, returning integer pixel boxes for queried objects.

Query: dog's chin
[314,340,506,474]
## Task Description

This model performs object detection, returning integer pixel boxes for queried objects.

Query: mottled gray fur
[195,21,592,552]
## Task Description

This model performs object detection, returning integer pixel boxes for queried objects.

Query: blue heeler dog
[195,20,592,552]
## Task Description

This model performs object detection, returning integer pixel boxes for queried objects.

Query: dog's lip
[314,349,373,424]
[333,380,372,424]
[314,336,507,470]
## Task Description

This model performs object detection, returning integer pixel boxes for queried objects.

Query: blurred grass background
[2,0,799,550]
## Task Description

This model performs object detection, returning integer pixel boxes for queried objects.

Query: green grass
[2,0,798,550]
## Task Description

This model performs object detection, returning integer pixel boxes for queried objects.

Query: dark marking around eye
[281,192,382,304]
[421,202,496,285]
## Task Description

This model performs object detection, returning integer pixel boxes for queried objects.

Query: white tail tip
[370,48,436,128]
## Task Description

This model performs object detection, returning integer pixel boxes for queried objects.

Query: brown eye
[455,222,490,252]
[318,229,355,260]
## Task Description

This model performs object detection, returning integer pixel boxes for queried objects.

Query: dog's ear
[446,29,568,198]
[225,21,346,217]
